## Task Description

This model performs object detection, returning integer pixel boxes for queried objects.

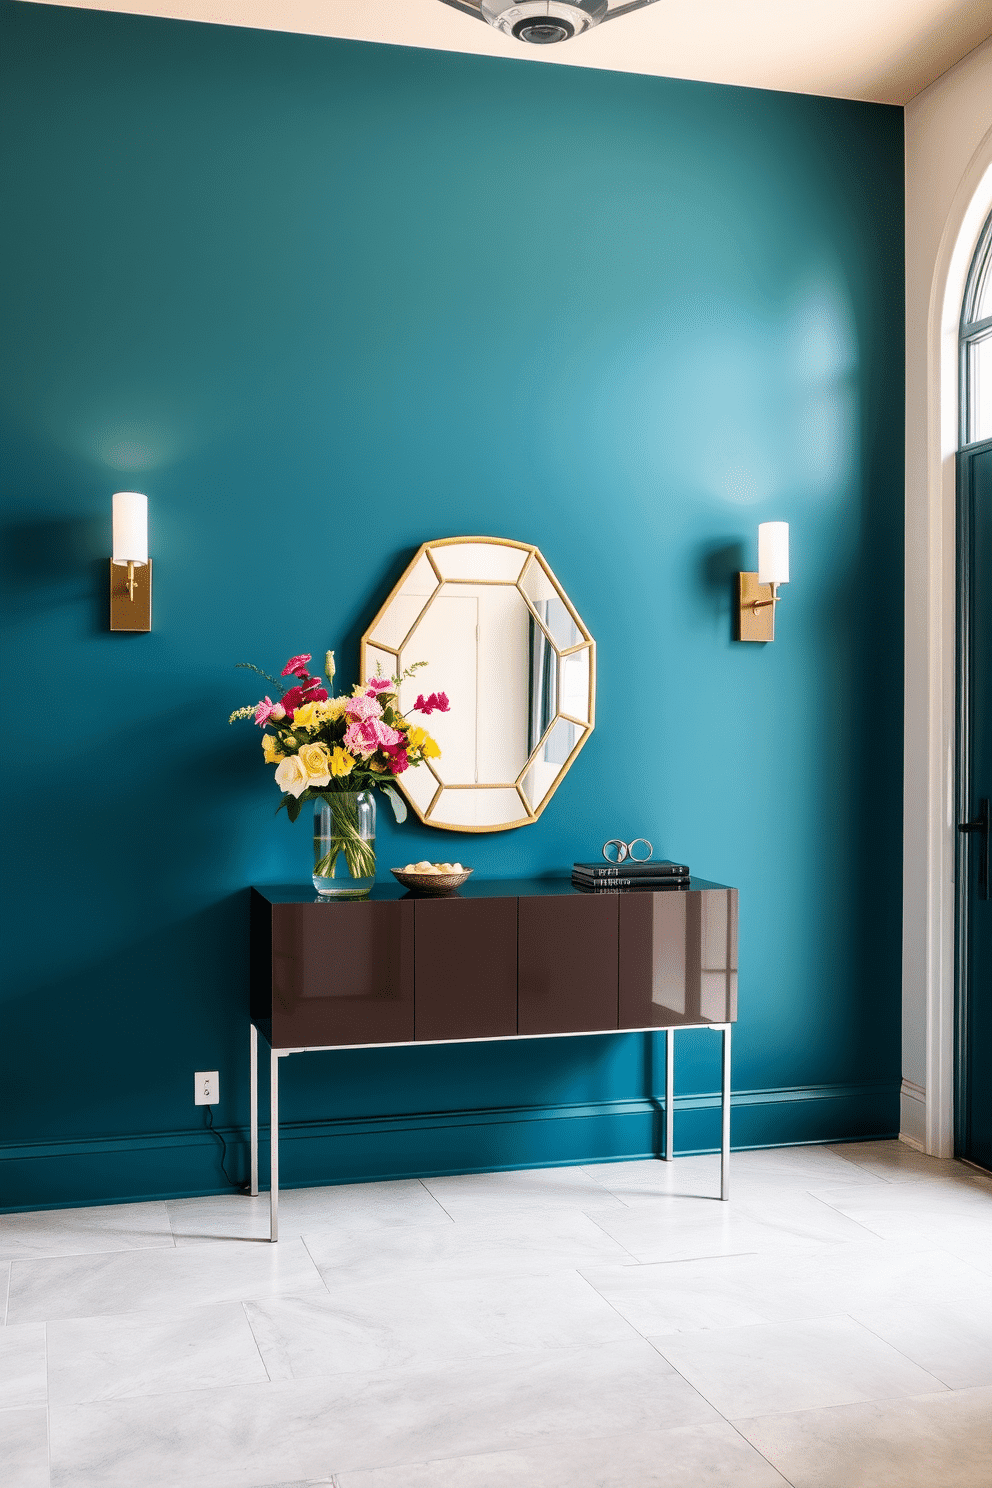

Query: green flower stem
[313,792,375,881]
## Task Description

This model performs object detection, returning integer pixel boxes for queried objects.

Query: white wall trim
[899,1077,927,1149]
[906,123,992,1158]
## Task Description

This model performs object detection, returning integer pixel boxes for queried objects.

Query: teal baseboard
[0,1081,899,1212]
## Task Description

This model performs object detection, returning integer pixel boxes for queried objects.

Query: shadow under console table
[249,877,738,1241]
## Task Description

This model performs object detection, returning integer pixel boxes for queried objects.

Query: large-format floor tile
[827,1140,992,1189]
[810,1179,992,1250]
[821,1207,992,1255]
[246,1267,637,1381]
[0,1406,49,1488]
[0,1202,173,1262]
[736,1385,992,1488]
[334,1420,791,1487]
[47,1301,269,1405]
[580,1258,770,1335]
[851,1296,992,1389]
[583,1149,884,1205]
[7,1235,326,1325]
[587,1189,876,1262]
[168,1180,450,1247]
[945,1239,992,1277]
[652,1315,943,1418]
[252,1482,334,1487]
[581,1241,992,1335]
[302,1209,633,1287]
[285,1338,719,1477]
[48,1380,303,1488]
[0,1321,47,1408]
[814,1174,992,1215]
[420,1167,626,1219]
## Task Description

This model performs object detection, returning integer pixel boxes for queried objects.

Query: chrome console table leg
[249,1022,259,1198]
[270,1046,280,1243]
[721,1023,732,1202]
[665,1028,675,1162]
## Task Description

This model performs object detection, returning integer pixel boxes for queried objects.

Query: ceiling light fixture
[439,0,661,46]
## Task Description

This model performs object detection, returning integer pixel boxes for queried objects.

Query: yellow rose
[261,733,285,763]
[292,700,332,732]
[329,746,355,778]
[297,742,332,787]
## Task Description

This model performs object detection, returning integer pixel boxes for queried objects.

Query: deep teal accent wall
[0,1,904,1208]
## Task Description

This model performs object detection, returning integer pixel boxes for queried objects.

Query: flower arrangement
[230,649,448,888]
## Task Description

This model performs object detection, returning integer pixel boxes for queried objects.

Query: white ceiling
[23,0,992,103]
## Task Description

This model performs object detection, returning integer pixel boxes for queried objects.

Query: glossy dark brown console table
[250,877,738,1240]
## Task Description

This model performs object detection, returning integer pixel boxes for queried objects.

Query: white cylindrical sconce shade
[112,491,148,566]
[758,521,789,585]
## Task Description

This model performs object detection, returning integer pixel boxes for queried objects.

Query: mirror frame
[360,536,596,832]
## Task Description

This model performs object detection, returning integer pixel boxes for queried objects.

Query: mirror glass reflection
[362,538,595,831]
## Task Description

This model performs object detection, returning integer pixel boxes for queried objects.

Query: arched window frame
[960,208,992,448]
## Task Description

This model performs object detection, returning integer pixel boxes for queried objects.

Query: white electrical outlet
[194,1071,219,1105]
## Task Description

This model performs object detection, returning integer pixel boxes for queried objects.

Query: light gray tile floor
[0,1202,174,1263]
[167,1179,452,1247]
[0,1323,47,1409]
[2,1140,991,1488]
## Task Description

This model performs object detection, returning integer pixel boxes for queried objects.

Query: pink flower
[344,717,401,758]
[280,681,327,720]
[387,748,409,775]
[281,653,312,679]
[367,677,392,694]
[414,691,451,715]
[343,720,375,757]
[345,693,383,723]
[254,696,277,727]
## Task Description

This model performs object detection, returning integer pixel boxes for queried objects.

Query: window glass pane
[969,331,992,445]
[974,240,992,324]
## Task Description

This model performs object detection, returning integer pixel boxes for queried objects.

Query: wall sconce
[109,491,152,631]
[736,522,789,641]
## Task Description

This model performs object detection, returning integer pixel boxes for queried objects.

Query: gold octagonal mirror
[361,537,595,831]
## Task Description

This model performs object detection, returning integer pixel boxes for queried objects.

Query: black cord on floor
[204,1105,251,1192]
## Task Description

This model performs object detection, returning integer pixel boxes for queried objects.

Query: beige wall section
[903,38,992,1154]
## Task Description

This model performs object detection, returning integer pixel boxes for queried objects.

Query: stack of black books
[571,860,691,892]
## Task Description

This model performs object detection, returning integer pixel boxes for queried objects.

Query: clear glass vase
[312,790,376,897]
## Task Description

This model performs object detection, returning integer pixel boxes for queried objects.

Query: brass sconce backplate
[110,559,152,631]
[736,572,775,642]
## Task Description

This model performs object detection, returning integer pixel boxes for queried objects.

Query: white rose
[298,742,331,789]
[274,754,310,798]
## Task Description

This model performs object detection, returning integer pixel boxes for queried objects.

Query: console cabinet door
[518,894,619,1035]
[619,888,738,1028]
[415,898,518,1040]
[270,901,414,1046]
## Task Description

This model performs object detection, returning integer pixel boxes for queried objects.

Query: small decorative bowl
[390,867,473,895]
